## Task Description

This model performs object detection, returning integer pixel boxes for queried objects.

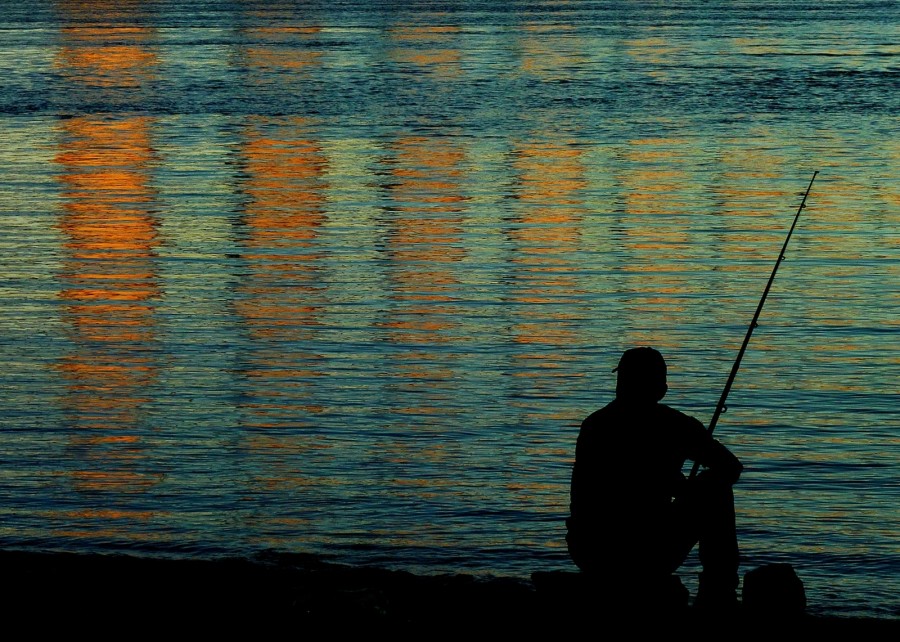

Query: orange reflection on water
[56,37,157,87]
[518,23,587,81]
[238,22,323,100]
[234,116,328,439]
[624,35,684,79]
[68,470,160,493]
[228,28,332,505]
[244,46,322,72]
[613,138,701,324]
[389,25,462,76]
[55,115,160,394]
[708,142,795,267]
[509,138,584,323]
[55,111,159,485]
[621,139,691,217]
[712,146,792,253]
[381,135,467,339]
[378,134,468,426]
[236,118,327,338]
[55,0,159,88]
[52,2,163,511]
[505,138,586,416]
[62,508,155,521]
[52,503,165,543]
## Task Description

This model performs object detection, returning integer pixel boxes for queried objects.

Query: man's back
[573,399,710,517]
[567,399,712,572]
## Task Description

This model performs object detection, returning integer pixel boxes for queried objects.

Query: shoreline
[1,549,897,633]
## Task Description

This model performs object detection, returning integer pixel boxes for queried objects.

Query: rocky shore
[1,550,896,635]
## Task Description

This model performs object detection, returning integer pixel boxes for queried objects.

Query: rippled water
[0,0,898,620]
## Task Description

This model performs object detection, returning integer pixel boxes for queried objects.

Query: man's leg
[669,472,740,605]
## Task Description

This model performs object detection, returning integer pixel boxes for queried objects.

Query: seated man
[566,347,743,608]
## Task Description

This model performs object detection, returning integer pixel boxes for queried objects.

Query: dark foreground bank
[0,550,896,635]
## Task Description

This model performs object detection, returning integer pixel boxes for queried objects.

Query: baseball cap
[612,347,667,380]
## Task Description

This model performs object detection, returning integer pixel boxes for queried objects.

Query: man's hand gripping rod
[689,171,819,480]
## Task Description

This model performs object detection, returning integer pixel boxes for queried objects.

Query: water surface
[0,0,898,619]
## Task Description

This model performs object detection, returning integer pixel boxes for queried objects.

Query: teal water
[0,1,897,619]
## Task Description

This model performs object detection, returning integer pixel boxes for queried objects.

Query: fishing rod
[689,171,818,480]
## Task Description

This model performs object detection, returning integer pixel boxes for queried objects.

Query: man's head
[613,347,668,403]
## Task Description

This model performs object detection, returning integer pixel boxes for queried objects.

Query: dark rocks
[0,550,897,634]
[742,563,807,616]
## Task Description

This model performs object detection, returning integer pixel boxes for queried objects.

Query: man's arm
[693,436,743,486]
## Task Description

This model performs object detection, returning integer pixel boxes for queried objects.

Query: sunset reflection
[518,23,588,81]
[53,2,162,510]
[235,116,328,430]
[55,27,158,88]
[242,24,323,75]
[507,138,586,410]
[389,25,462,78]
[624,34,684,80]
[231,112,332,535]
[611,137,700,344]
[379,134,468,425]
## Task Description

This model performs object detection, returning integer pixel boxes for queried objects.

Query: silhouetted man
[566,347,742,608]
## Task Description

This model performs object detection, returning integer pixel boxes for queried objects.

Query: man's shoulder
[580,401,619,426]
[576,403,618,448]
[656,403,707,434]
[579,400,707,436]
[656,402,701,422]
